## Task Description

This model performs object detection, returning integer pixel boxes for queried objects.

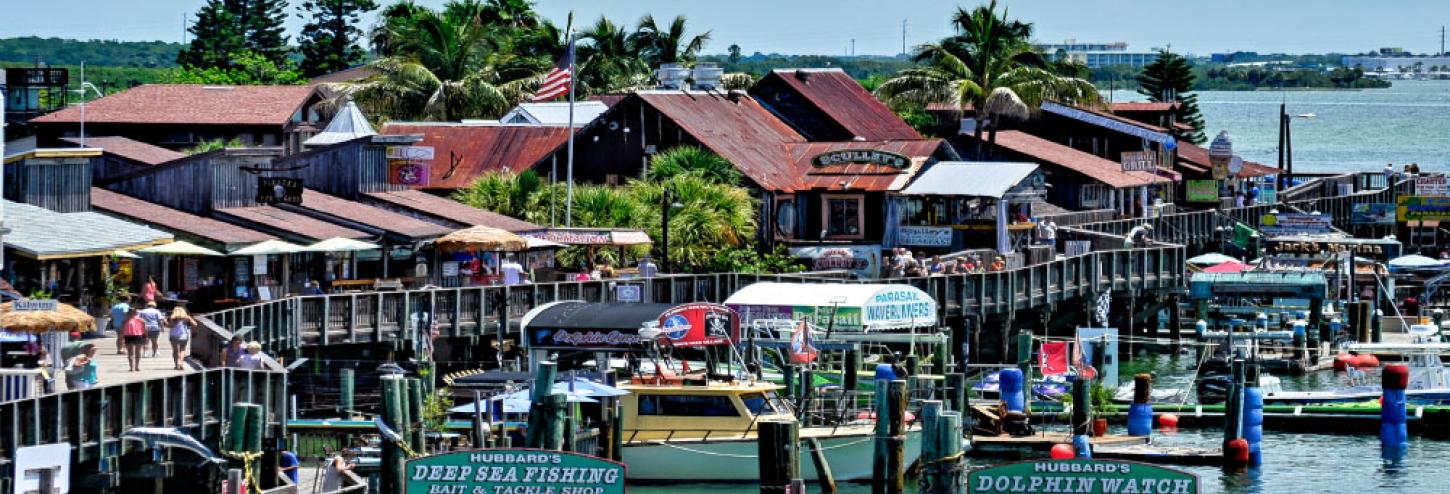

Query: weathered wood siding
[3,157,92,213]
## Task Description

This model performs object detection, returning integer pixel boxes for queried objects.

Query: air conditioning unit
[656,64,691,90]
[692,63,724,90]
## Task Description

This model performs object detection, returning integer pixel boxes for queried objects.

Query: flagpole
[565,31,577,228]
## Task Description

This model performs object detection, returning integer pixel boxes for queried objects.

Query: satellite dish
[1228,155,1244,176]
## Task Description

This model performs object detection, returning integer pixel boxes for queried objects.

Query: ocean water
[1109,80,1450,174]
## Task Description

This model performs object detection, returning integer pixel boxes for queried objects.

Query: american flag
[532,45,573,102]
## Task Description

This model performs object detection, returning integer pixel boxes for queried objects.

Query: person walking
[122,308,147,372]
[110,295,131,355]
[137,301,167,358]
[64,343,98,390]
[221,338,245,368]
[500,255,526,285]
[168,307,195,370]
[142,276,159,305]
[320,449,357,492]
[278,450,301,485]
[238,342,266,369]
[638,256,659,278]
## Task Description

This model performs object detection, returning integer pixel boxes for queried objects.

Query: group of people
[1385,162,1422,183]
[220,337,269,369]
[887,248,1007,278]
[108,295,195,372]
[1228,184,1263,207]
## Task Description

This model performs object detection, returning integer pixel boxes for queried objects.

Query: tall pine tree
[237,0,291,65]
[177,0,245,69]
[297,0,378,77]
[1137,49,1207,144]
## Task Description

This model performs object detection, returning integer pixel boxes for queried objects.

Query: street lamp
[1277,103,1315,189]
[660,189,683,273]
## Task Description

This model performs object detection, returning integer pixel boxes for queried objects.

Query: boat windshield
[740,391,791,416]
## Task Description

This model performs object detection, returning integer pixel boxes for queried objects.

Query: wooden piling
[1016,332,1033,414]
[339,368,355,418]
[844,349,860,392]
[783,364,798,402]
[226,469,244,494]
[800,368,815,426]
[872,380,908,494]
[758,419,799,494]
[406,378,425,452]
[945,373,969,431]
[537,393,567,450]
[380,375,407,494]
[226,403,251,453]
[920,401,943,494]
[938,412,964,494]
[526,362,560,449]
[806,437,837,494]
[471,390,487,448]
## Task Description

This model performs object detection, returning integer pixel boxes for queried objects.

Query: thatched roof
[1,301,97,334]
[435,226,528,252]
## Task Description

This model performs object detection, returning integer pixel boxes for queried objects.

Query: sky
[3,0,1450,57]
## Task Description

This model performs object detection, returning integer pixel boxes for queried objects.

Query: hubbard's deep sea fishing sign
[405,450,626,494]
[967,460,1199,494]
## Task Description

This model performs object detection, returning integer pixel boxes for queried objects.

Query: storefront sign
[1351,203,1396,225]
[1265,238,1401,260]
[615,284,642,303]
[12,299,58,312]
[1259,213,1333,236]
[252,255,268,275]
[897,226,952,247]
[1416,175,1448,196]
[968,459,1199,494]
[389,161,430,186]
[811,149,910,169]
[865,286,936,326]
[529,327,641,350]
[255,177,302,205]
[1398,195,1450,222]
[1185,180,1218,203]
[788,244,881,279]
[1119,151,1156,172]
[386,145,435,161]
[729,304,864,330]
[658,303,738,347]
[525,230,613,245]
[404,450,626,494]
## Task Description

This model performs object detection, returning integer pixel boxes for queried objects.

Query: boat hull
[1266,388,1450,406]
[622,428,923,482]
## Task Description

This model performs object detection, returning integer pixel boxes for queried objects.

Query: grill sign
[812,149,910,169]
[256,177,302,205]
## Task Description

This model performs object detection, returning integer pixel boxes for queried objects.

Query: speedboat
[1196,373,1282,404]
[617,379,922,482]
[1263,325,1450,405]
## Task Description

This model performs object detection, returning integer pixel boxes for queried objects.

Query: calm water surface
[1110,80,1450,174]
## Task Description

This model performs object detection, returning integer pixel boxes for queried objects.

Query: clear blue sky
[3,0,1449,57]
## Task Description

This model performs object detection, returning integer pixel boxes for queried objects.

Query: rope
[390,436,421,458]
[650,441,759,458]
[811,436,873,451]
[222,450,264,494]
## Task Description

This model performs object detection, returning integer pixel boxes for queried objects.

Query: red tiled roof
[1110,102,1180,113]
[295,189,453,240]
[215,206,369,242]
[378,123,571,190]
[365,190,542,232]
[1176,142,1279,178]
[32,84,317,126]
[637,91,806,191]
[89,188,275,247]
[989,131,1172,188]
[784,140,948,192]
[62,136,185,165]
[762,69,922,141]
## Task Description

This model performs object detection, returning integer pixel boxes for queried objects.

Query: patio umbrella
[229,239,307,256]
[525,237,567,250]
[436,226,528,252]
[1187,252,1237,266]
[1,301,97,334]
[305,237,381,253]
[1388,254,1446,270]
[138,240,225,257]
[1203,260,1252,273]
[111,250,142,259]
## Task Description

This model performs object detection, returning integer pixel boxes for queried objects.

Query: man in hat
[1124,224,1154,248]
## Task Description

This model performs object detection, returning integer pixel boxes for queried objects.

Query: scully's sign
[405,450,626,494]
[811,149,910,169]
[968,459,1199,494]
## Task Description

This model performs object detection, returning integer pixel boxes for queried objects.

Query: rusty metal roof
[1110,102,1180,113]
[364,189,542,232]
[637,91,805,191]
[784,140,949,192]
[90,188,275,248]
[32,84,317,126]
[291,189,453,240]
[988,131,1172,189]
[378,123,572,190]
[760,69,922,141]
[62,136,185,165]
[215,206,370,242]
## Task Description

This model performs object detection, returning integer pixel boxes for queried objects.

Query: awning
[2,200,173,260]
[901,161,1038,198]
[724,282,938,331]
[523,228,653,246]
[520,301,676,351]
[1041,101,1177,147]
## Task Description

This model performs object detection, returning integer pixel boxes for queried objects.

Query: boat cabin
[617,382,792,441]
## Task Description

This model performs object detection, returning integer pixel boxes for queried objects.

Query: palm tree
[339,0,542,121]
[577,16,651,94]
[629,174,756,272]
[875,1,1099,155]
[629,14,711,66]
[450,170,545,218]
[645,145,742,185]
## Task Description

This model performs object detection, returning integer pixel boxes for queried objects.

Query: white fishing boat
[1264,325,1450,405]
[617,380,922,482]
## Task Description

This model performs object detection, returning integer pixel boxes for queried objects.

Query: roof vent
[656,63,690,90]
[692,63,723,90]
[794,69,811,82]
[726,89,748,103]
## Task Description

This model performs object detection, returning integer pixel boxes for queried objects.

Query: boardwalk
[84,334,195,389]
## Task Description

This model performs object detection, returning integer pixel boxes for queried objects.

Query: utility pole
[1441,26,1445,56]
[902,19,907,56]
[851,38,856,57]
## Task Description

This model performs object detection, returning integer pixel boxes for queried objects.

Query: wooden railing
[200,246,1187,359]
[0,368,288,493]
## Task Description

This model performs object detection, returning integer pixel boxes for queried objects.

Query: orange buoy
[1159,413,1180,429]
[1224,438,1251,465]
[1356,354,1380,368]
[1333,354,1356,371]
[1050,443,1076,459]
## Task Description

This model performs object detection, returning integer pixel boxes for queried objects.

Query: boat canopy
[1188,272,1327,301]
[724,282,938,331]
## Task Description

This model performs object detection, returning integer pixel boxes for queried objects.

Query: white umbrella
[111,250,142,259]
[525,237,567,250]
[138,240,224,257]
[1388,254,1446,269]
[305,237,381,253]
[229,239,307,256]
[1187,253,1237,266]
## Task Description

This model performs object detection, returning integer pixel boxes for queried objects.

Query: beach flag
[532,42,573,102]
[789,320,818,364]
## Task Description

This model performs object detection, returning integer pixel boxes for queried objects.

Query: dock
[970,433,1149,455]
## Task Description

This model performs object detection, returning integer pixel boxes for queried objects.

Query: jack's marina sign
[967,459,1199,494]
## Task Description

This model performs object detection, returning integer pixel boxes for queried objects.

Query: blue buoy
[1382,364,1410,463]
[998,368,1025,413]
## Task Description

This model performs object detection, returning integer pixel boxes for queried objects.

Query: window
[1081,184,1107,208]
[637,394,740,417]
[740,393,774,415]
[823,194,864,239]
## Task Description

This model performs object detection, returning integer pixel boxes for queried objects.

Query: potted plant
[1058,379,1116,437]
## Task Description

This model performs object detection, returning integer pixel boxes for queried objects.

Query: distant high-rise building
[1034,39,1160,69]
